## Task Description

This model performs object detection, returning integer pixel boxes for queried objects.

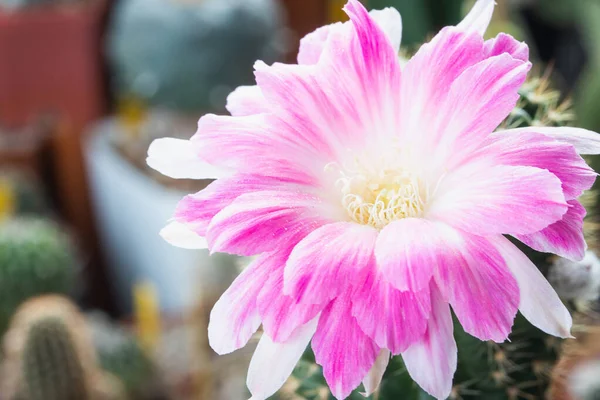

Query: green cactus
[283,69,586,400]
[20,317,91,400]
[1,296,127,400]
[0,218,78,335]
[367,0,464,48]
[501,70,576,130]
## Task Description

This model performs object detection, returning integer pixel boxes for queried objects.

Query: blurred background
[1,0,600,399]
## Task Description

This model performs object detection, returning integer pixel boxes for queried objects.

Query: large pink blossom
[147,0,600,398]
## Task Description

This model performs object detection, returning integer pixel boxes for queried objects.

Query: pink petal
[175,175,305,236]
[428,165,568,236]
[312,297,379,400]
[456,0,495,35]
[434,54,531,167]
[516,200,587,261]
[207,190,332,256]
[375,218,443,292]
[351,267,431,354]
[474,131,596,200]
[257,263,323,342]
[147,138,225,180]
[252,61,343,157]
[343,0,401,78]
[400,28,528,166]
[208,254,273,355]
[434,232,519,342]
[498,126,600,155]
[284,222,378,305]
[247,317,318,400]
[492,236,573,338]
[225,85,268,116]
[369,7,403,54]
[402,283,457,400]
[484,33,529,61]
[159,221,208,250]
[362,349,390,396]
[193,113,321,185]
[256,0,402,160]
[297,4,402,65]
[400,28,484,146]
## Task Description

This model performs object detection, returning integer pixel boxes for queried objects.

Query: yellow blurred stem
[117,96,148,140]
[133,281,161,352]
[328,0,350,23]
[0,179,16,222]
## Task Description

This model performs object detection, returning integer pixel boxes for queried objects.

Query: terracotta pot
[0,0,106,128]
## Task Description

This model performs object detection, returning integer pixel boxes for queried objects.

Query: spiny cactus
[0,217,78,335]
[21,317,91,400]
[284,70,593,400]
[500,69,576,130]
[0,296,126,400]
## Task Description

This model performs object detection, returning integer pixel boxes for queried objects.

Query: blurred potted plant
[87,0,284,316]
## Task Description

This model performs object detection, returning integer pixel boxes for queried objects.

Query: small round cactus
[0,217,78,335]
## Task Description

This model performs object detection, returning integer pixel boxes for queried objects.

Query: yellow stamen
[335,166,426,229]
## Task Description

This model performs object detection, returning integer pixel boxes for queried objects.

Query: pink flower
[147,0,600,398]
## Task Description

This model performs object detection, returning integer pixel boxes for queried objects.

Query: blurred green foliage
[367,0,464,47]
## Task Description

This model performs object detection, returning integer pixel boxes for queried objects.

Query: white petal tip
[369,7,402,53]
[247,318,318,400]
[160,221,208,250]
[147,137,224,180]
[457,0,495,36]
[500,127,600,155]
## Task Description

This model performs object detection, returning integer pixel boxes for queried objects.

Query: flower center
[333,164,426,229]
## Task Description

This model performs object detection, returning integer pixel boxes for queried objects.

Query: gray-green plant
[87,312,162,400]
[107,0,284,113]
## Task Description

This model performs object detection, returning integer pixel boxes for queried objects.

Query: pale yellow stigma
[335,167,426,229]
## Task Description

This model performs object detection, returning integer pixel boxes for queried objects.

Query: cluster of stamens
[333,163,426,229]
